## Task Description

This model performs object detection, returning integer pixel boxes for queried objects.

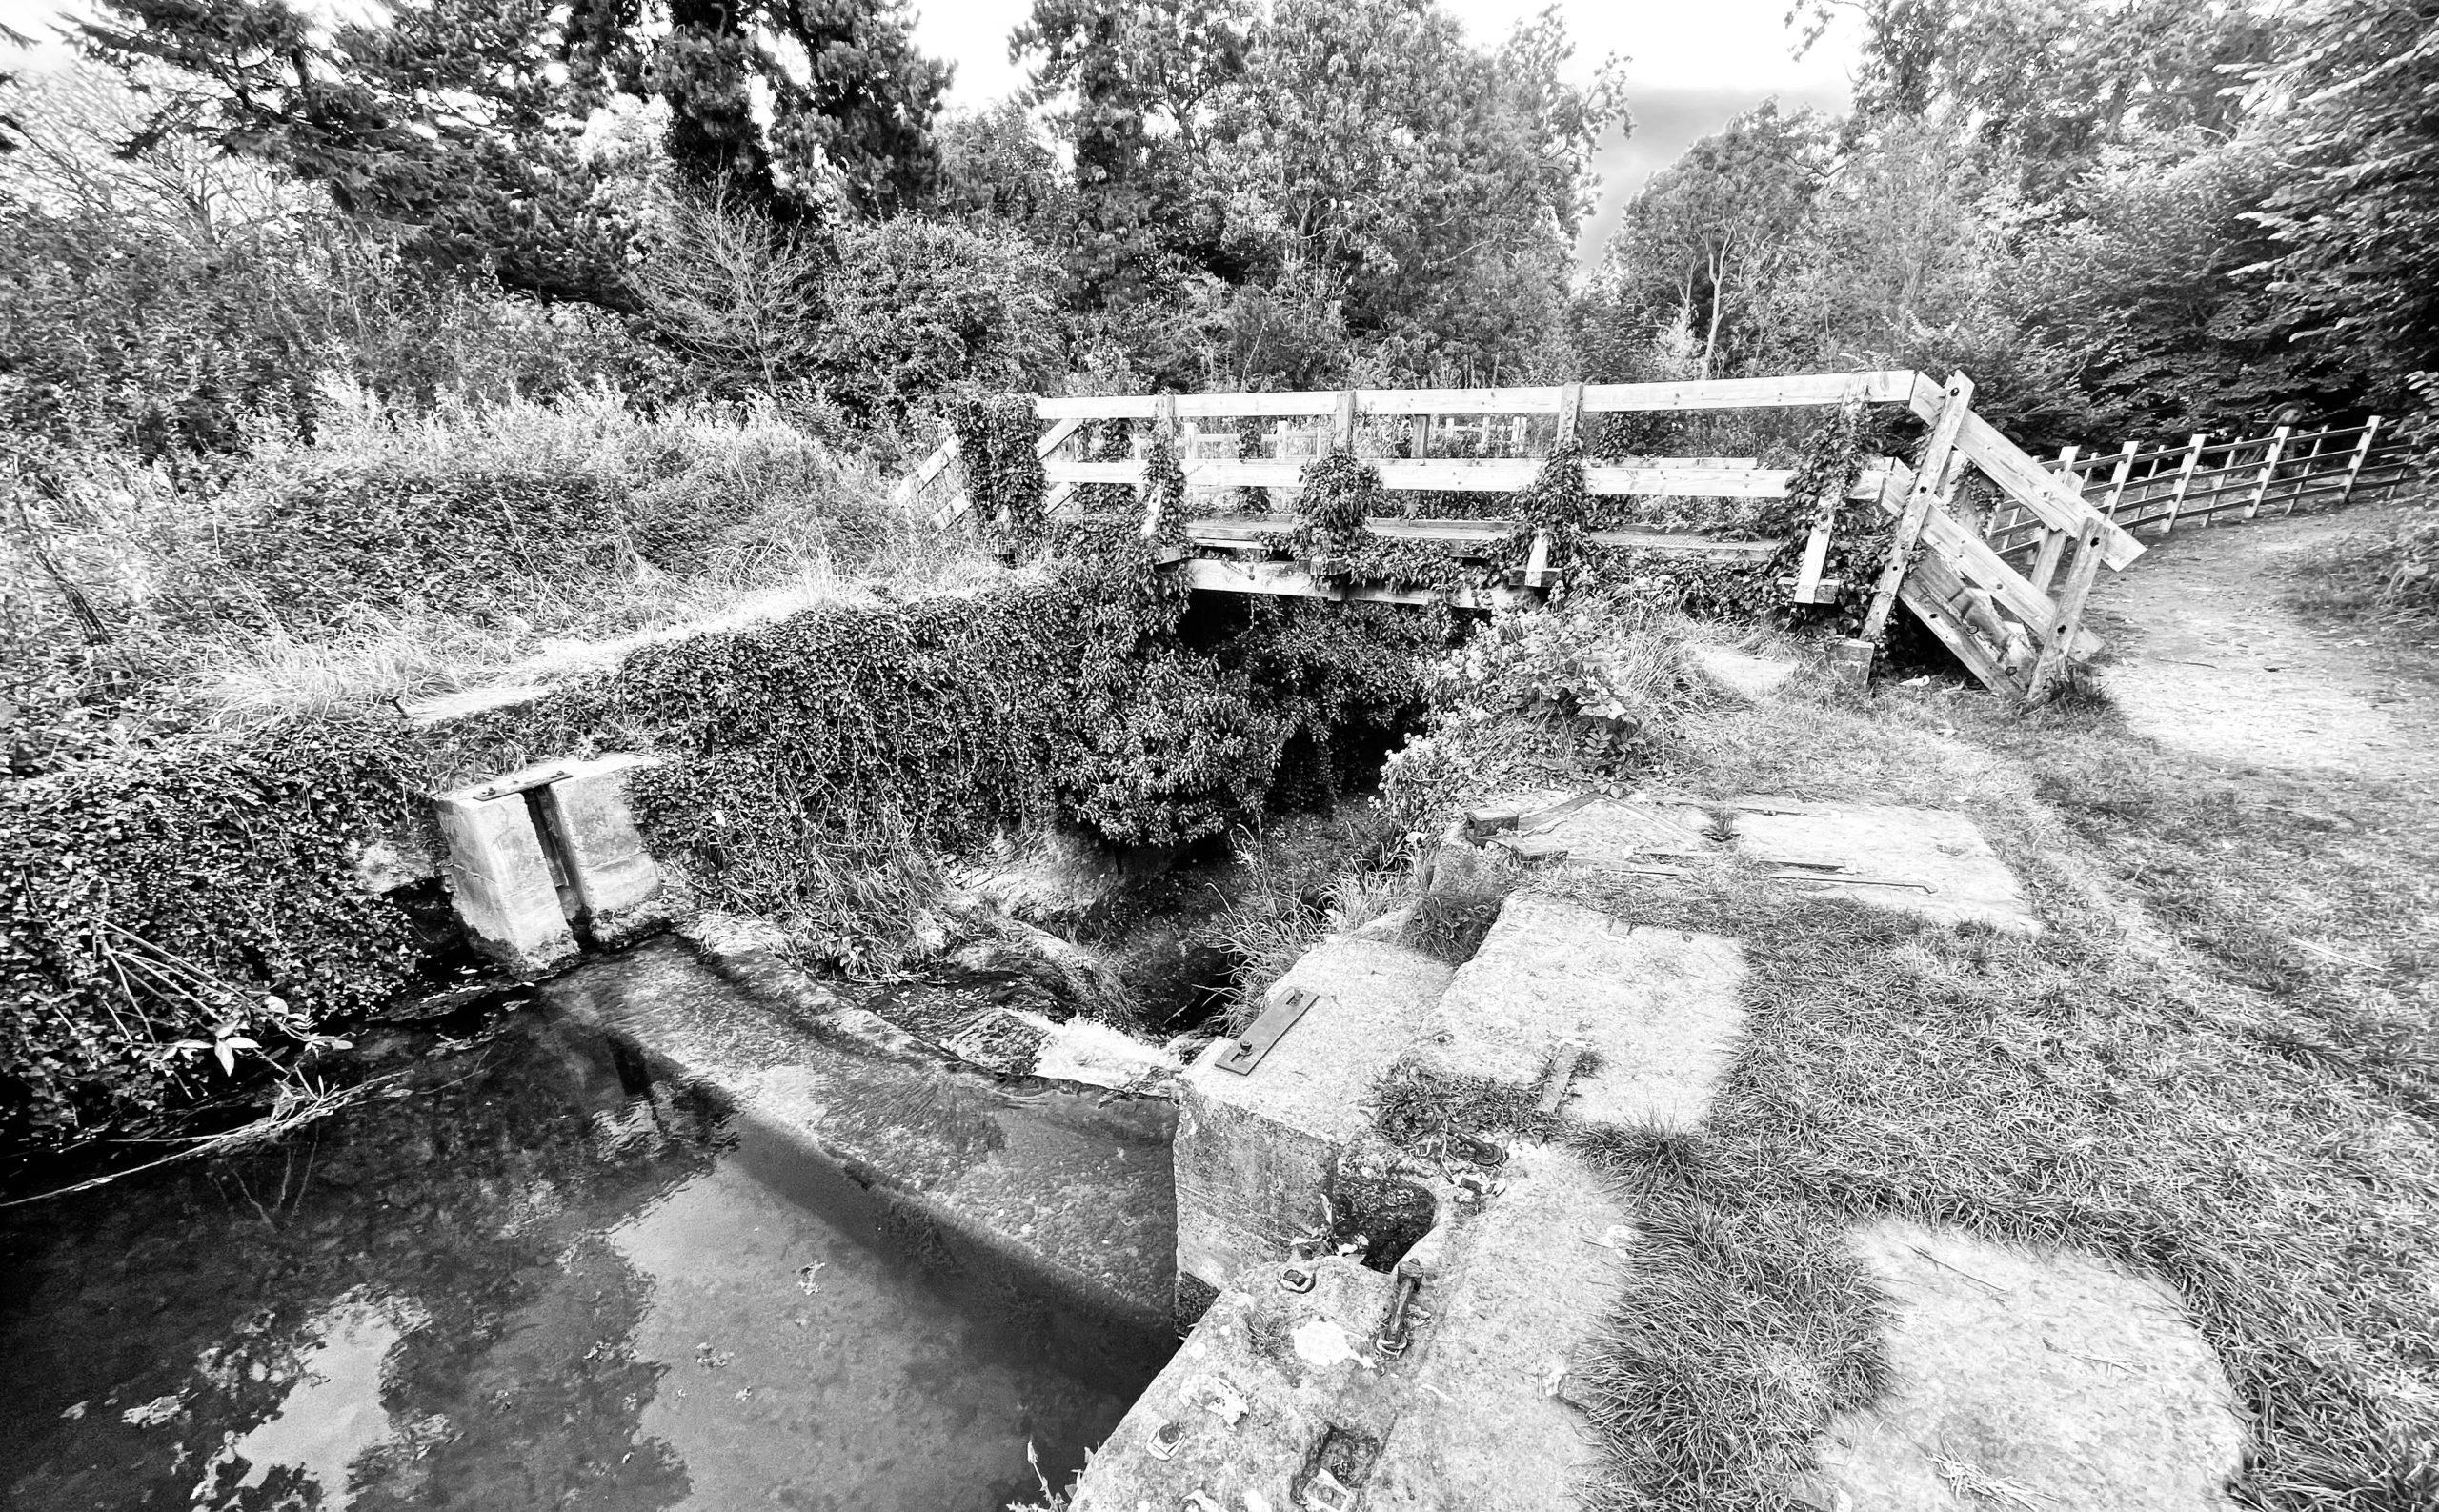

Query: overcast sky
[2,0,1861,271]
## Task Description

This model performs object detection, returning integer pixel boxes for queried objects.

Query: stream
[0,957,1177,1511]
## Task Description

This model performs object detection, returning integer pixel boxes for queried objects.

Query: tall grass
[3,383,979,741]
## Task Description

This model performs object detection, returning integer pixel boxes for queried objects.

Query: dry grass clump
[1526,679,2439,1508]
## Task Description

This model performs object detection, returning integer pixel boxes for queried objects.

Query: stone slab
[433,783,577,977]
[1523,796,1719,875]
[1365,1145,1626,1510]
[1730,799,2041,936]
[1176,939,1456,1293]
[1416,896,1747,1133]
[1794,1220,2245,1511]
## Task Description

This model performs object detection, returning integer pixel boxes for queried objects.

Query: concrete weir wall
[430,754,668,976]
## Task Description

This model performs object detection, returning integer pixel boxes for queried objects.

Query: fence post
[1557,381,1584,445]
[2336,416,2382,508]
[2160,433,2206,534]
[1333,390,1358,453]
[2243,424,2290,519]
[1860,371,1975,647]
[2030,514,2109,700]
[1142,395,1179,539]
[2283,426,2331,514]
[2101,440,2138,521]
[1412,412,1434,461]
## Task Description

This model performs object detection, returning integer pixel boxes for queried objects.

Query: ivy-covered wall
[0,559,1442,1152]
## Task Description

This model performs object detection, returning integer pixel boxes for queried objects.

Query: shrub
[814,217,1063,420]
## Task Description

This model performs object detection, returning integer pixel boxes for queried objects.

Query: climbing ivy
[0,724,432,1147]
[1570,404,1888,623]
[1295,450,1381,556]
[1140,422,1190,552]
[1508,437,1592,574]
[945,393,1048,553]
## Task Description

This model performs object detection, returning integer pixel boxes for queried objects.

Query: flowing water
[0,968,1176,1511]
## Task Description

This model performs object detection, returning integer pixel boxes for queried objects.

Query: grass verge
[1431,647,2439,1509]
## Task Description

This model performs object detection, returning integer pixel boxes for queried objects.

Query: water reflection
[0,954,1171,1512]
[209,1289,427,1509]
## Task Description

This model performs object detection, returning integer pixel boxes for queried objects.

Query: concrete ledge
[1366,1146,1627,1510]
[1176,939,1456,1293]
[1415,896,1747,1132]
[1074,1147,1630,1512]
[546,937,1179,1330]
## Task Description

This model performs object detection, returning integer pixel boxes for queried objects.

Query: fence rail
[895,370,2145,702]
[1985,417,2414,557]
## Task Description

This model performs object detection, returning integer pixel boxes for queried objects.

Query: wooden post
[1413,413,1434,461]
[2283,426,2330,514]
[2335,416,2382,508]
[1143,395,1178,539]
[1522,530,1554,589]
[2243,424,2290,519]
[2029,514,2108,700]
[1859,372,1975,646]
[1332,390,1358,453]
[2101,440,2138,521]
[2160,433,2206,534]
[1556,382,1585,446]
[2028,526,2069,594]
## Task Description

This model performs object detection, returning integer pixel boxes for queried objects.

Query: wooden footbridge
[897,371,2145,701]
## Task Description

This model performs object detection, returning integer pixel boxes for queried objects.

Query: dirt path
[2084,504,2439,788]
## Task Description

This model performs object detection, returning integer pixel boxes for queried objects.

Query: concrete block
[1366,1145,1627,1510]
[1416,896,1747,1132]
[1730,798,2041,935]
[1075,1150,1632,1512]
[1794,1220,2245,1511]
[1176,939,1457,1293]
[433,784,576,978]
[1071,1259,1401,1512]
[538,754,665,944]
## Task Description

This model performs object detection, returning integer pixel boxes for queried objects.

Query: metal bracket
[1216,988,1320,1075]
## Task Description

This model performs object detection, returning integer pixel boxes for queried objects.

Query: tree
[2254,0,2439,396]
[1208,0,1623,379]
[628,192,830,397]
[78,0,951,301]
[1806,0,2281,194]
[1012,0,1256,305]
[80,0,640,303]
[604,0,951,214]
[1593,102,1832,379]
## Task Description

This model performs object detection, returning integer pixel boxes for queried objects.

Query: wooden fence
[1985,416,2413,560]
[896,371,2146,702]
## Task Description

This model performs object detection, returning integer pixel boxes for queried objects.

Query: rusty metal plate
[1215,987,1320,1076]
